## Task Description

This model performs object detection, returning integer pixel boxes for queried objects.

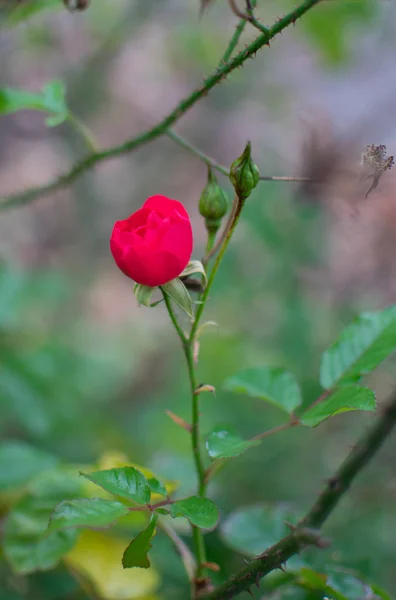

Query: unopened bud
[199,167,228,234]
[229,141,260,200]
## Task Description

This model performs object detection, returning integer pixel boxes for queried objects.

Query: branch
[0,0,322,211]
[200,391,396,599]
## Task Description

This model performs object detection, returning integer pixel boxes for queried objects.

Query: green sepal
[180,260,207,286]
[134,284,157,307]
[161,279,193,318]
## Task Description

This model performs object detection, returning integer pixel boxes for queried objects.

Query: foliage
[0,1,395,599]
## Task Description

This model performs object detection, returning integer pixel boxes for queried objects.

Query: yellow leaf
[65,530,160,600]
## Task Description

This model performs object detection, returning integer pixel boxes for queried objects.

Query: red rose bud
[110,195,193,287]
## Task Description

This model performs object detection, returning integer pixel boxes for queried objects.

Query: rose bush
[110,195,193,287]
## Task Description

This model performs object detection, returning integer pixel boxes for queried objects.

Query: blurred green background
[1,0,396,598]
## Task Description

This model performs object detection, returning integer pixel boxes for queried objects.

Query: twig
[245,0,270,34]
[203,193,238,266]
[67,113,99,153]
[220,1,254,64]
[200,391,396,599]
[159,519,197,583]
[166,131,229,176]
[0,0,322,211]
[260,175,313,182]
[251,420,296,441]
[167,131,314,186]
[204,419,296,485]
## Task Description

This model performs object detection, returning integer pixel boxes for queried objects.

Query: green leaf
[180,260,207,286]
[65,530,160,599]
[0,80,68,127]
[206,424,260,459]
[134,284,156,308]
[48,498,129,533]
[161,279,193,318]
[320,306,396,389]
[4,495,78,574]
[3,0,61,27]
[80,467,151,505]
[0,441,58,492]
[371,583,393,600]
[297,567,347,600]
[298,566,393,600]
[299,0,377,65]
[221,503,299,556]
[224,366,302,414]
[147,477,167,497]
[300,386,376,427]
[170,496,219,529]
[42,81,68,127]
[122,514,158,569]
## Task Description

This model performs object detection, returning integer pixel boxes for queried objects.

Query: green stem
[245,0,269,34]
[220,8,250,64]
[67,113,98,153]
[203,193,238,266]
[166,131,229,176]
[204,229,217,258]
[192,524,207,578]
[201,390,396,599]
[1,0,322,211]
[191,194,244,341]
[161,289,188,345]
[159,519,196,583]
[161,289,207,581]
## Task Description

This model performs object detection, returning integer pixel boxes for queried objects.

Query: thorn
[165,410,192,432]
[285,521,297,532]
[202,562,220,572]
[246,588,254,597]
[194,383,216,397]
[278,563,287,573]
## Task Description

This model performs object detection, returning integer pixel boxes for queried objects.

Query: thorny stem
[245,0,270,34]
[200,391,396,599]
[220,15,248,64]
[0,0,322,211]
